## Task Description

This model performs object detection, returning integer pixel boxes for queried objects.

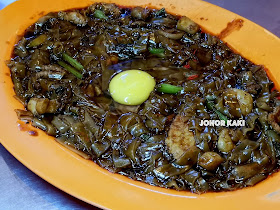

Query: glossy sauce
[218,19,244,39]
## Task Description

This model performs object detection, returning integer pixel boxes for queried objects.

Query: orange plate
[0,0,280,209]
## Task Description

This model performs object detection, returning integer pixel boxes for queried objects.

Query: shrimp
[219,88,253,117]
[217,129,235,153]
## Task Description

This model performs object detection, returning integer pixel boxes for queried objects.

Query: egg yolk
[109,70,156,105]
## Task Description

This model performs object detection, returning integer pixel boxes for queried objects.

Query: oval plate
[1,0,280,209]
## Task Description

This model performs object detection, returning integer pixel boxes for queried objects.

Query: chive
[157,84,183,94]
[206,100,228,123]
[216,110,228,122]
[148,47,165,54]
[93,10,108,19]
[155,8,166,17]
[140,134,151,141]
[27,34,48,48]
[58,61,82,79]
[62,53,84,71]
[206,95,217,101]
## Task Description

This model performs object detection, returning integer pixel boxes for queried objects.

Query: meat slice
[165,115,195,160]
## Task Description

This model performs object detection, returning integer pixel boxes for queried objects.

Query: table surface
[0,0,279,209]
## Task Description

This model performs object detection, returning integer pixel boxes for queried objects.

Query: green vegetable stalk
[148,47,165,57]
[62,53,84,71]
[206,99,228,123]
[155,8,166,17]
[93,10,108,19]
[140,134,151,141]
[27,34,48,48]
[157,84,183,94]
[58,61,82,79]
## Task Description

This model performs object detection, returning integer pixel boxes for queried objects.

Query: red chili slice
[184,64,191,69]
[187,74,199,80]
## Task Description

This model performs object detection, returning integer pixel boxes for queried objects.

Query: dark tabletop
[0,0,279,209]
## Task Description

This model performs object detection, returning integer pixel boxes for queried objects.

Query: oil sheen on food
[8,3,280,193]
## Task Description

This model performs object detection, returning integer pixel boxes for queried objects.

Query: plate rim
[1,0,280,209]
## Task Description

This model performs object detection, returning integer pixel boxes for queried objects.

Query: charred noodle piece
[175,146,200,166]
[267,130,280,159]
[231,163,262,181]
[245,174,266,186]
[56,138,91,160]
[112,149,131,168]
[31,118,47,131]
[153,164,191,180]
[15,109,33,121]
[92,140,110,157]
[8,3,280,193]
[13,38,28,58]
[124,139,141,163]
[31,118,57,136]
[41,118,57,136]
[228,140,259,164]
[51,116,70,133]
[83,110,100,138]
[63,116,92,153]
